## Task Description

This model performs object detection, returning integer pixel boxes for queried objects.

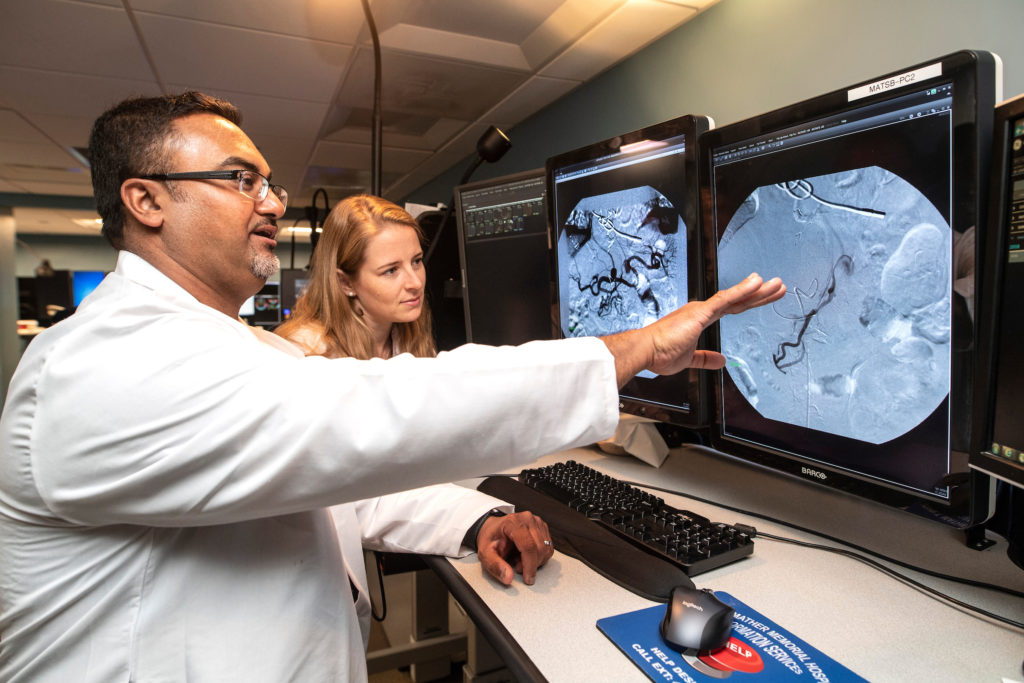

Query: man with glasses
[0,91,783,681]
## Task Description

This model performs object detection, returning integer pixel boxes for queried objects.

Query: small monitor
[72,270,105,306]
[971,93,1024,491]
[547,114,712,428]
[455,168,553,346]
[279,269,313,319]
[241,282,281,328]
[700,50,1000,523]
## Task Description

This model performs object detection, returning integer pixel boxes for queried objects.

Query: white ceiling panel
[335,48,530,122]
[17,114,96,150]
[0,140,83,170]
[127,0,367,44]
[540,0,697,81]
[484,75,582,125]
[0,67,162,119]
[14,207,102,236]
[1,0,721,233]
[137,14,354,102]
[0,0,152,80]
[11,181,94,197]
[397,0,565,43]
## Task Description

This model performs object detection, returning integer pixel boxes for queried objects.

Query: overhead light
[73,218,103,230]
[285,226,323,234]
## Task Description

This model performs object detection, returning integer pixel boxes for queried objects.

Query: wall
[406,0,1024,204]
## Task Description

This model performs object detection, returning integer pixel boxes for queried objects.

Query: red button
[699,638,765,674]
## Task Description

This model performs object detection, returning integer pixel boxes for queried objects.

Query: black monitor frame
[279,268,313,320]
[547,114,712,428]
[971,93,1024,492]
[454,168,554,346]
[699,50,999,527]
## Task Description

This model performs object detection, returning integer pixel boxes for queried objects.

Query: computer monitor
[455,168,553,346]
[33,270,72,322]
[72,270,105,306]
[700,50,1000,525]
[971,93,1024,491]
[241,282,281,328]
[279,268,313,319]
[547,114,712,428]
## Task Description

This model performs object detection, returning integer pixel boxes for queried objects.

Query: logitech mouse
[659,585,735,652]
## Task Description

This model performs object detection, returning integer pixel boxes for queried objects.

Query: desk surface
[445,445,1024,682]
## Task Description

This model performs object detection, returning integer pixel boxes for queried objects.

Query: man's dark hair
[87,91,241,248]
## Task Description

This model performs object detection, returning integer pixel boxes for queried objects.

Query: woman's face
[343,223,425,331]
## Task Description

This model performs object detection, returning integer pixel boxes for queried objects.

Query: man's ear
[120,178,165,229]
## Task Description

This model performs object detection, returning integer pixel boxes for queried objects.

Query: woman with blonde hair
[276,193,558,597]
[277,194,436,360]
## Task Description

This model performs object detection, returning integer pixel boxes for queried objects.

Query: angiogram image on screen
[719,166,951,446]
[557,186,687,359]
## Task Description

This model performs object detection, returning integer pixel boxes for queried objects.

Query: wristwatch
[462,508,507,551]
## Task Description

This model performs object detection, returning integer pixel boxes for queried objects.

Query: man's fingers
[720,275,786,314]
[482,554,514,586]
[689,349,726,371]
[479,511,554,587]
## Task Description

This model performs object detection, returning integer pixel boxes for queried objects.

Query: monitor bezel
[546,113,713,429]
[454,167,552,345]
[699,50,998,522]
[970,92,1024,492]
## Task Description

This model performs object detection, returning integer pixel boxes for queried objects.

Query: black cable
[359,0,383,196]
[308,188,329,262]
[630,476,1024,601]
[370,551,388,622]
[480,471,1024,625]
[755,530,1024,631]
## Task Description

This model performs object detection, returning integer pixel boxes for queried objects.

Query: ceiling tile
[0,0,152,80]
[137,14,354,103]
[336,48,529,122]
[397,0,564,43]
[520,0,621,70]
[378,24,529,71]
[9,181,95,197]
[540,0,695,81]
[126,0,366,44]
[17,113,96,150]
[0,140,84,172]
[484,75,582,125]
[0,66,162,120]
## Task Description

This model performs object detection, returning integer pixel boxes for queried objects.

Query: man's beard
[249,246,280,280]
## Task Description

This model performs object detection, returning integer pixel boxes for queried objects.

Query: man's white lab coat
[0,251,618,682]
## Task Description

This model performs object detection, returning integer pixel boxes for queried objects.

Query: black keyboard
[518,460,754,576]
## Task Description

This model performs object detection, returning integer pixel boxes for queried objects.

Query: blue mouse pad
[596,592,867,682]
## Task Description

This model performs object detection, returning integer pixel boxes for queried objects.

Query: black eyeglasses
[140,169,288,209]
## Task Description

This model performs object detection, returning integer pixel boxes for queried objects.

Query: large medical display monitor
[455,168,553,346]
[701,51,999,522]
[972,93,1024,492]
[548,114,712,428]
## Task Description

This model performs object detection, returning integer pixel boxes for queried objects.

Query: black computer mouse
[659,585,735,652]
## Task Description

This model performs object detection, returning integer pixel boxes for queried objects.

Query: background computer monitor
[72,270,105,306]
[279,268,313,320]
[455,168,553,346]
[700,50,1000,526]
[547,114,712,428]
[241,282,281,328]
[972,93,1024,491]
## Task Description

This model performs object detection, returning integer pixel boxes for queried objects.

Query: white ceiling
[0,0,719,238]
